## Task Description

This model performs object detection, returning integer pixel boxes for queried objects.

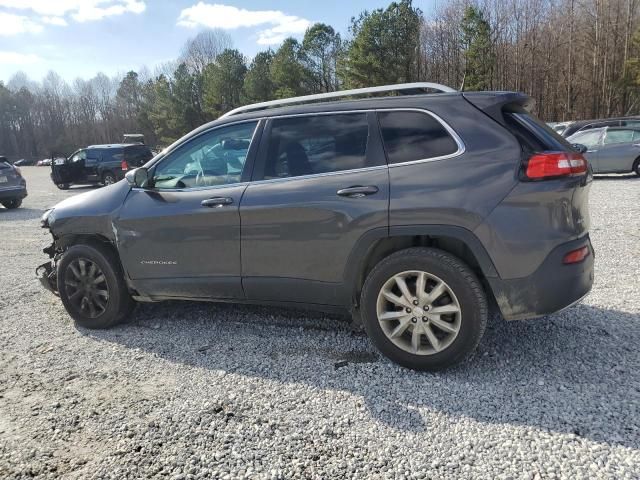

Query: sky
[0,0,437,84]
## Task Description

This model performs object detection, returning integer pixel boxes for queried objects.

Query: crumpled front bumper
[36,242,58,295]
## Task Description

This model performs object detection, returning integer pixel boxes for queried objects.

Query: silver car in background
[567,126,640,176]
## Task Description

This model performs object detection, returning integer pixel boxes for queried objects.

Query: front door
[116,120,261,300]
[240,112,389,306]
[51,149,86,185]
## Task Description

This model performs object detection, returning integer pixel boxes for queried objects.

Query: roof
[86,143,147,149]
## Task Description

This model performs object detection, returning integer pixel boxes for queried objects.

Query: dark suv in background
[51,143,154,189]
[37,83,594,371]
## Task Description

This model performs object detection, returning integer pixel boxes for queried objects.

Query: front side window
[603,129,634,145]
[569,130,602,149]
[70,150,87,163]
[261,113,369,180]
[152,121,257,189]
[378,111,459,164]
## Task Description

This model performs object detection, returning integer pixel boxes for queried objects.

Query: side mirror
[125,167,149,188]
[572,143,588,154]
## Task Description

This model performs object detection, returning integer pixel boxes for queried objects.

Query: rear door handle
[336,185,379,198]
[201,197,233,207]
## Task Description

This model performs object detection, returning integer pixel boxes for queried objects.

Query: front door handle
[201,197,233,207]
[336,185,379,198]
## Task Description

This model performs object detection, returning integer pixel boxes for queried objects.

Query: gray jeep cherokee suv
[37,83,594,371]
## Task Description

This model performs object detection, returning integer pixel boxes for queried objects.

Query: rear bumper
[0,185,27,200]
[488,235,594,320]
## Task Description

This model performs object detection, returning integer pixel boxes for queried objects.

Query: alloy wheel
[64,258,110,318]
[376,270,461,355]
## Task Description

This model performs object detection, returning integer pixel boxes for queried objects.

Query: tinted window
[568,130,602,148]
[86,149,101,160]
[152,121,257,189]
[125,145,153,167]
[262,113,369,179]
[603,129,634,145]
[378,111,458,164]
[101,148,124,163]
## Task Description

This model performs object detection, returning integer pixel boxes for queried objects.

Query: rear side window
[262,113,369,179]
[126,145,153,167]
[86,149,101,160]
[503,111,572,152]
[603,129,634,145]
[102,148,124,163]
[378,111,459,165]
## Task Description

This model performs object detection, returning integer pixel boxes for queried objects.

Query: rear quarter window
[378,111,459,165]
[125,146,153,167]
[503,110,572,153]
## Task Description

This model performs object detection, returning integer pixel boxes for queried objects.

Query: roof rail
[220,82,456,119]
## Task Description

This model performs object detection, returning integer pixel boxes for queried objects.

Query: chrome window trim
[138,107,465,191]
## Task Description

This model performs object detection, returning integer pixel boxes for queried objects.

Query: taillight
[14,166,22,176]
[525,151,588,180]
[121,159,129,171]
[563,246,590,264]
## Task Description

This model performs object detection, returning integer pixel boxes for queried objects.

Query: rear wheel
[633,158,640,177]
[1,198,22,209]
[56,183,69,190]
[360,247,487,371]
[102,172,116,186]
[57,243,134,329]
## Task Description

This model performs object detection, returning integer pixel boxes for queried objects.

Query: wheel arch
[345,225,499,308]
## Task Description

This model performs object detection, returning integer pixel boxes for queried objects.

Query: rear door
[598,128,639,172]
[84,148,102,181]
[240,111,389,306]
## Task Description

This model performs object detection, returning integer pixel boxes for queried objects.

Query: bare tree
[180,29,233,75]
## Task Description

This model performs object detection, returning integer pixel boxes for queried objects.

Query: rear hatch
[465,92,592,278]
[0,160,22,188]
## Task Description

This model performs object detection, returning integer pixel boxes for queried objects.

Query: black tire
[56,183,70,190]
[57,243,135,329]
[633,158,640,177]
[1,198,22,209]
[360,247,487,371]
[102,171,116,186]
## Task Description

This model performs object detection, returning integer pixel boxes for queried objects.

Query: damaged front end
[37,209,60,295]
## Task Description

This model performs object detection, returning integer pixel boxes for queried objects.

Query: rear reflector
[563,246,590,264]
[121,160,129,171]
[525,151,588,180]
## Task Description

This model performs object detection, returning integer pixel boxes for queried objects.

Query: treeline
[2,0,640,160]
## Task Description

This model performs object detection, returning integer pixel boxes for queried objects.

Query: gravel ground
[0,167,639,479]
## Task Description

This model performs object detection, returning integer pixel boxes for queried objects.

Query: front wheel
[57,243,135,329]
[56,183,70,190]
[1,198,22,209]
[360,247,487,371]
[634,158,640,177]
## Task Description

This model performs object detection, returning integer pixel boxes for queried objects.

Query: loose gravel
[0,168,639,479]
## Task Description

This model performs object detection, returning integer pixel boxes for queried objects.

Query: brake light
[525,152,588,180]
[563,246,590,264]
[14,166,21,176]
[121,159,129,171]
